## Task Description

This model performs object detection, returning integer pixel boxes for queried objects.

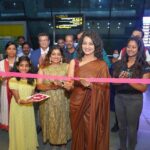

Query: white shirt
[145,50,150,62]
[40,47,49,57]
[38,47,49,68]
[118,50,122,60]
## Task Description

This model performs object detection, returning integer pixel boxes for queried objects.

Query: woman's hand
[1,77,9,82]
[80,78,91,88]
[53,80,63,87]
[119,71,129,78]
[63,81,74,91]
[37,83,59,91]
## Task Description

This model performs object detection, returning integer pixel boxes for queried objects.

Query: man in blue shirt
[64,34,77,62]
[16,36,25,56]
[18,42,32,58]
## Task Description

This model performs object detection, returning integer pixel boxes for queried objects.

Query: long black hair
[78,30,103,60]
[123,36,146,65]
[115,36,147,78]
[4,41,17,58]
[12,56,34,85]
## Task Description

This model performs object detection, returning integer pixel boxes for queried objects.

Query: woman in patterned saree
[37,45,71,150]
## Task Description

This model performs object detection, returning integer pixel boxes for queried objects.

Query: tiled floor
[0,86,150,150]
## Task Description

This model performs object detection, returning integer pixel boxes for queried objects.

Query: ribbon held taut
[0,71,150,84]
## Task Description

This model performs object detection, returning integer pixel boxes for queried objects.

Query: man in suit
[30,32,50,72]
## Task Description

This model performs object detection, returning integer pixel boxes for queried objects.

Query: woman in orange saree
[66,30,110,150]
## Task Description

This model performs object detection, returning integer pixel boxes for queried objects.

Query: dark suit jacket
[30,48,41,72]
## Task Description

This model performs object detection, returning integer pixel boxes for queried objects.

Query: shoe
[36,126,42,134]
[111,124,119,132]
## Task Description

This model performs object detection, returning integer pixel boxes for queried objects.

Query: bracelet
[61,82,64,87]
[86,83,92,89]
[127,72,132,78]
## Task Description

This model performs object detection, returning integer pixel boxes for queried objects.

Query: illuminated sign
[143,17,150,47]
[55,14,83,29]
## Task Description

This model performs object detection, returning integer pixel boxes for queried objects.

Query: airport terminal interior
[0,0,150,150]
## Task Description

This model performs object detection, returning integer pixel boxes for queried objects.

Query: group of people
[110,28,150,150]
[0,29,149,150]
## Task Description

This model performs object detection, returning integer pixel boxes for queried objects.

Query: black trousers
[115,93,143,150]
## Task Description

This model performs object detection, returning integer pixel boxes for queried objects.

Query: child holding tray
[8,56,38,150]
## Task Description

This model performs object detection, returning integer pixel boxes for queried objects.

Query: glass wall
[0,0,149,53]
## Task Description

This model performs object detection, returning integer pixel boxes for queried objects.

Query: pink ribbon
[0,71,150,84]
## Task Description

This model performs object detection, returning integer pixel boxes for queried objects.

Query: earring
[60,58,63,64]
[16,57,19,62]
[49,58,52,64]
